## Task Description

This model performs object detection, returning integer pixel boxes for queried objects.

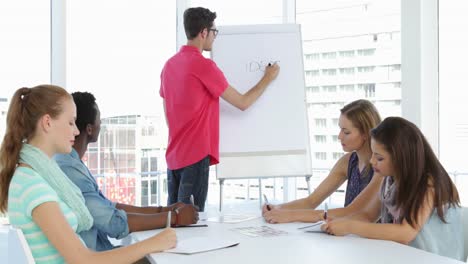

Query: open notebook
[165,237,239,254]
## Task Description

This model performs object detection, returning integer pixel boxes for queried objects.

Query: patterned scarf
[380,176,399,223]
[19,144,93,232]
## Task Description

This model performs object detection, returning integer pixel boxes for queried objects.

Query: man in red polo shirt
[160,7,279,211]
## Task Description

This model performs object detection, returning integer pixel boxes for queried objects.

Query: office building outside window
[0,1,404,211]
[82,115,167,206]
[297,0,401,198]
[439,1,468,205]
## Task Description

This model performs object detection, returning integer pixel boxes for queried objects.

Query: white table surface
[127,215,464,264]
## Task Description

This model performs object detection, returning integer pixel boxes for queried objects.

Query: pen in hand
[190,194,195,205]
[176,224,208,228]
[323,203,328,220]
[167,209,172,228]
[263,194,271,211]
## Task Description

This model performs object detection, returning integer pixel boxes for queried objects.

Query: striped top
[8,166,79,264]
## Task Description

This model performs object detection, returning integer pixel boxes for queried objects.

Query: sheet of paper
[198,212,208,221]
[231,226,288,237]
[206,214,259,223]
[165,237,239,255]
[297,221,325,233]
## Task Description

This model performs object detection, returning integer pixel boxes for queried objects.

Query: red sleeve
[198,59,229,98]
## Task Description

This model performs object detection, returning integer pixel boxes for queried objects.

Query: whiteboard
[212,24,312,179]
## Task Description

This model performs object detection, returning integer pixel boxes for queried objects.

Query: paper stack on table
[165,237,239,254]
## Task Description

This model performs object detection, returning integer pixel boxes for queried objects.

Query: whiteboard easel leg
[219,179,224,212]
[259,178,263,209]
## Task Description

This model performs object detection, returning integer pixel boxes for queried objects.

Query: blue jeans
[167,156,210,211]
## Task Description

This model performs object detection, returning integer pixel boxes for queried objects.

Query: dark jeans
[167,156,210,212]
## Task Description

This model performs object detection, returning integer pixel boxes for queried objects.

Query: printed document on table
[231,226,288,237]
[206,214,259,223]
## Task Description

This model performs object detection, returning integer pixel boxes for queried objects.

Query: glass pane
[141,157,149,174]
[439,1,468,206]
[0,1,50,145]
[150,157,158,172]
[67,1,176,205]
[297,0,401,205]
[189,0,283,25]
[150,180,157,204]
[141,180,148,206]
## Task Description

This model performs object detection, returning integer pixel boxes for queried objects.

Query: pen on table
[297,221,323,230]
[323,203,328,220]
[166,209,172,228]
[175,224,208,228]
[263,194,271,211]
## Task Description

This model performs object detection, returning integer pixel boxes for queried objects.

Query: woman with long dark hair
[322,117,463,260]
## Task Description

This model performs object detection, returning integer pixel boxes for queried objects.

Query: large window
[297,0,401,205]
[66,1,175,206]
[188,0,283,25]
[0,1,51,145]
[6,1,463,211]
[439,1,468,205]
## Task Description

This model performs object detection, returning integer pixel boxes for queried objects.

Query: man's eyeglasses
[209,28,219,37]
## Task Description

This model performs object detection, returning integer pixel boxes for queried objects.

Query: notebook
[165,237,239,254]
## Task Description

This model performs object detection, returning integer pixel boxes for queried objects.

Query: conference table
[126,213,464,264]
